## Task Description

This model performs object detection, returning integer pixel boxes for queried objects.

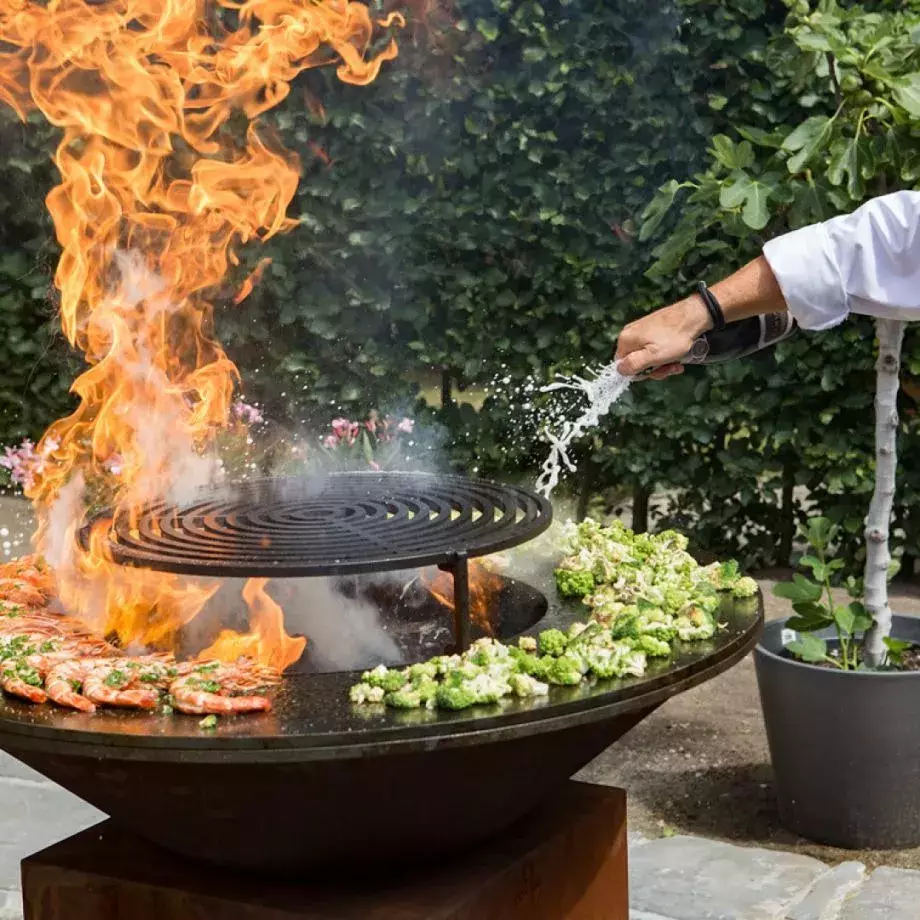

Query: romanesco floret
[349,682,385,704]
[662,586,692,615]
[612,645,647,677]
[453,661,484,681]
[361,664,408,693]
[518,635,538,653]
[732,576,758,598]
[466,672,511,704]
[569,623,615,654]
[554,567,596,598]
[610,612,641,641]
[584,647,620,680]
[385,687,423,709]
[435,683,478,710]
[413,677,439,705]
[407,661,438,683]
[545,654,585,686]
[509,646,543,674]
[538,628,569,657]
[468,638,512,667]
[433,654,462,676]
[517,651,551,680]
[509,672,550,698]
[635,634,672,658]
[675,608,716,641]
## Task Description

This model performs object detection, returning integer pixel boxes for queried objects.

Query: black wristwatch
[695,281,726,330]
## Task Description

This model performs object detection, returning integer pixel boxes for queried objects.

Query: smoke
[108,250,223,508]
[274,578,401,671]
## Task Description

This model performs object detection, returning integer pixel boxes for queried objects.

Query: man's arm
[615,257,786,377]
[616,190,920,378]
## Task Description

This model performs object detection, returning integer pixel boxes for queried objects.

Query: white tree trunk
[863,318,905,667]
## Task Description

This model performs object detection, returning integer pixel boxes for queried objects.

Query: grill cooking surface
[97,472,552,578]
[0,595,762,759]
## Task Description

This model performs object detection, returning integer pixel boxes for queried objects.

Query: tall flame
[0,1,402,665]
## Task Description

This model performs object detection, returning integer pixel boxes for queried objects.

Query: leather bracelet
[695,281,726,330]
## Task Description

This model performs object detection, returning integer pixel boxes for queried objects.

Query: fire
[0,1,403,668]
[421,559,504,635]
[202,579,306,671]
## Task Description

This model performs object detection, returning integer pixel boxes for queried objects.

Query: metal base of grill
[22,782,629,919]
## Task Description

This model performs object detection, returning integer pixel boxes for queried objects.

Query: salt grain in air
[535,362,632,498]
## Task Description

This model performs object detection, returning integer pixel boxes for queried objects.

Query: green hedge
[2,0,919,576]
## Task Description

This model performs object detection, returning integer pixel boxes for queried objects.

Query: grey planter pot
[755,615,920,849]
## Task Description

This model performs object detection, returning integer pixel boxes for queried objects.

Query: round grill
[99,472,552,577]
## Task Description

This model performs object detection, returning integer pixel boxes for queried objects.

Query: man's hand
[615,296,711,379]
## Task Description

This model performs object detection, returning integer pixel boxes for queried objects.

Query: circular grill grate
[99,472,553,578]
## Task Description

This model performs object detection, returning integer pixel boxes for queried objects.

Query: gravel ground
[577,574,920,871]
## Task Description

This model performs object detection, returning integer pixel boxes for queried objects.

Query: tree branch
[863,318,905,666]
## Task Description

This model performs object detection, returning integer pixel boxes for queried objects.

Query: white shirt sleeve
[762,190,920,330]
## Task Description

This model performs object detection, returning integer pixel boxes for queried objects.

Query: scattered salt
[535,362,632,498]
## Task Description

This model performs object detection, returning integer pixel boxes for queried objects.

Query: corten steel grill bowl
[0,473,763,873]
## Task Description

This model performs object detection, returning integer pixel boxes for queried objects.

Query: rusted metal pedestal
[21,781,628,920]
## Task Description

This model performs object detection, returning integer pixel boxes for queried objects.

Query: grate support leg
[450,554,472,653]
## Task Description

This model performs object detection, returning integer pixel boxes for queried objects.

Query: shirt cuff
[762,224,850,331]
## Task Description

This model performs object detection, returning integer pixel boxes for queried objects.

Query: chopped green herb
[188,678,221,693]
[39,641,56,653]
[194,662,220,673]
[161,705,174,716]
[19,666,41,687]
[69,679,82,692]
[104,669,127,688]
[199,715,218,730]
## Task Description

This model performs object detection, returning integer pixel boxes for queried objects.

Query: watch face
[687,337,710,363]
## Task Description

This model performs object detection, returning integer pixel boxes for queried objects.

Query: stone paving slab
[629,834,826,920]
[786,862,866,920]
[0,891,20,920]
[0,752,52,784]
[0,773,103,890]
[839,866,920,920]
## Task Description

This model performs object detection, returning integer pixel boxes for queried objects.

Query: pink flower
[365,418,377,435]
[232,400,264,426]
[331,418,352,439]
[396,418,415,434]
[368,460,381,471]
[322,434,339,449]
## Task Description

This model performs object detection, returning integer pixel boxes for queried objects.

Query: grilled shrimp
[169,658,279,715]
[45,658,96,713]
[0,556,55,597]
[0,662,46,704]
[0,578,47,608]
[82,654,176,711]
